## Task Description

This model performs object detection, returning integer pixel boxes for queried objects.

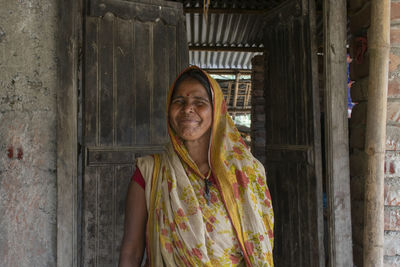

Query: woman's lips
[178,118,200,125]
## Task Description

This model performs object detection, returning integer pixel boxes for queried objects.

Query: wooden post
[323,0,354,265]
[233,73,241,108]
[57,0,81,266]
[226,81,232,106]
[363,1,390,266]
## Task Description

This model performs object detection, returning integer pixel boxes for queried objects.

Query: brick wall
[251,55,266,166]
[349,0,400,266]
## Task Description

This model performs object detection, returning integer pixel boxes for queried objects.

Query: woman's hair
[172,68,212,101]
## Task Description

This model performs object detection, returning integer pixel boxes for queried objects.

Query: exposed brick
[384,231,400,257]
[390,52,400,73]
[385,207,400,231]
[391,28,400,47]
[350,76,369,102]
[388,77,400,98]
[384,255,400,267]
[387,126,400,151]
[385,151,400,177]
[385,182,400,206]
[392,2,400,21]
[387,102,400,124]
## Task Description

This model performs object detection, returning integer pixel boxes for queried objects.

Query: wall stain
[7,146,13,159]
[17,148,23,160]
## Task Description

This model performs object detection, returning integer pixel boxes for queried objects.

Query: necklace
[204,169,212,205]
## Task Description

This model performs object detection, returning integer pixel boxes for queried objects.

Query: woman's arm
[119,181,147,267]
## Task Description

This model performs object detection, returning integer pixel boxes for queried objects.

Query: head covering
[141,66,274,266]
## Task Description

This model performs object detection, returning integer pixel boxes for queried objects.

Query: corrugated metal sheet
[189,50,262,69]
[186,13,265,46]
[185,12,265,69]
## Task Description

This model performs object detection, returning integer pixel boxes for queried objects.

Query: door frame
[57,0,82,266]
[56,0,353,266]
[323,0,354,266]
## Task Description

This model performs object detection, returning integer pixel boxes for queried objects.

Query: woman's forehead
[173,78,209,97]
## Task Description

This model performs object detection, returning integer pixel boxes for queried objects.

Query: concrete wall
[0,0,58,266]
[349,0,400,266]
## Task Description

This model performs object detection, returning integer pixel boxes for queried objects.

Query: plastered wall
[0,0,58,266]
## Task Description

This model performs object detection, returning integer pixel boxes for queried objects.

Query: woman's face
[169,78,212,142]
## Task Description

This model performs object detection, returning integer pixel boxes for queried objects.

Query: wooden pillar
[57,0,81,266]
[363,1,390,266]
[323,0,354,265]
[233,73,241,108]
[226,81,232,106]
[232,73,241,119]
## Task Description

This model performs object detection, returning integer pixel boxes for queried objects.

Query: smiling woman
[119,66,274,267]
[169,78,212,143]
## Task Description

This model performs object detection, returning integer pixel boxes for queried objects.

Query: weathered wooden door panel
[264,0,324,266]
[83,1,188,265]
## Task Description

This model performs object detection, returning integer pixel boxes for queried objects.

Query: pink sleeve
[132,167,145,189]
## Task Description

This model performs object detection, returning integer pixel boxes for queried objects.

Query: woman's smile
[169,78,212,142]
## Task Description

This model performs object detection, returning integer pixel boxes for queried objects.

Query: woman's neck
[184,131,211,174]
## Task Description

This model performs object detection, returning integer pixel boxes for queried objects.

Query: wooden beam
[189,45,265,53]
[363,1,390,266]
[184,7,268,15]
[225,81,232,106]
[203,69,252,74]
[323,0,354,266]
[232,73,241,108]
[244,83,251,108]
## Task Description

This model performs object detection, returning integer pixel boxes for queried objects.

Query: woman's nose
[182,103,194,113]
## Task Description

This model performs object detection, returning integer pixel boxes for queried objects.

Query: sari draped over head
[136,66,274,266]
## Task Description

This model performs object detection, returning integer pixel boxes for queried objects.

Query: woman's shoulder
[136,152,165,180]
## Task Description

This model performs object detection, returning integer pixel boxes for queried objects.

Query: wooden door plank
[97,166,115,265]
[134,22,151,144]
[114,165,134,259]
[115,18,135,146]
[83,167,98,266]
[152,21,169,144]
[99,15,115,146]
[85,17,99,146]
[166,25,177,95]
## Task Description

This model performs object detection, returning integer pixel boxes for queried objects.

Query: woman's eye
[172,99,184,104]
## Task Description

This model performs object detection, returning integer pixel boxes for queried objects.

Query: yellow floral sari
[137,66,274,266]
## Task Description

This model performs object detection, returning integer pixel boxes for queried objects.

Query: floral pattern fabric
[136,66,274,266]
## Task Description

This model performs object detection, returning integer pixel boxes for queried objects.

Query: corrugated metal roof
[189,50,261,69]
[185,12,265,69]
[186,13,265,46]
[167,0,323,70]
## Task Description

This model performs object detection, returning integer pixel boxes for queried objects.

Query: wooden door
[82,0,188,265]
[263,0,325,266]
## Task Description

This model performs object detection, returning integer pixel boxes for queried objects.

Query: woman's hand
[118,181,147,267]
